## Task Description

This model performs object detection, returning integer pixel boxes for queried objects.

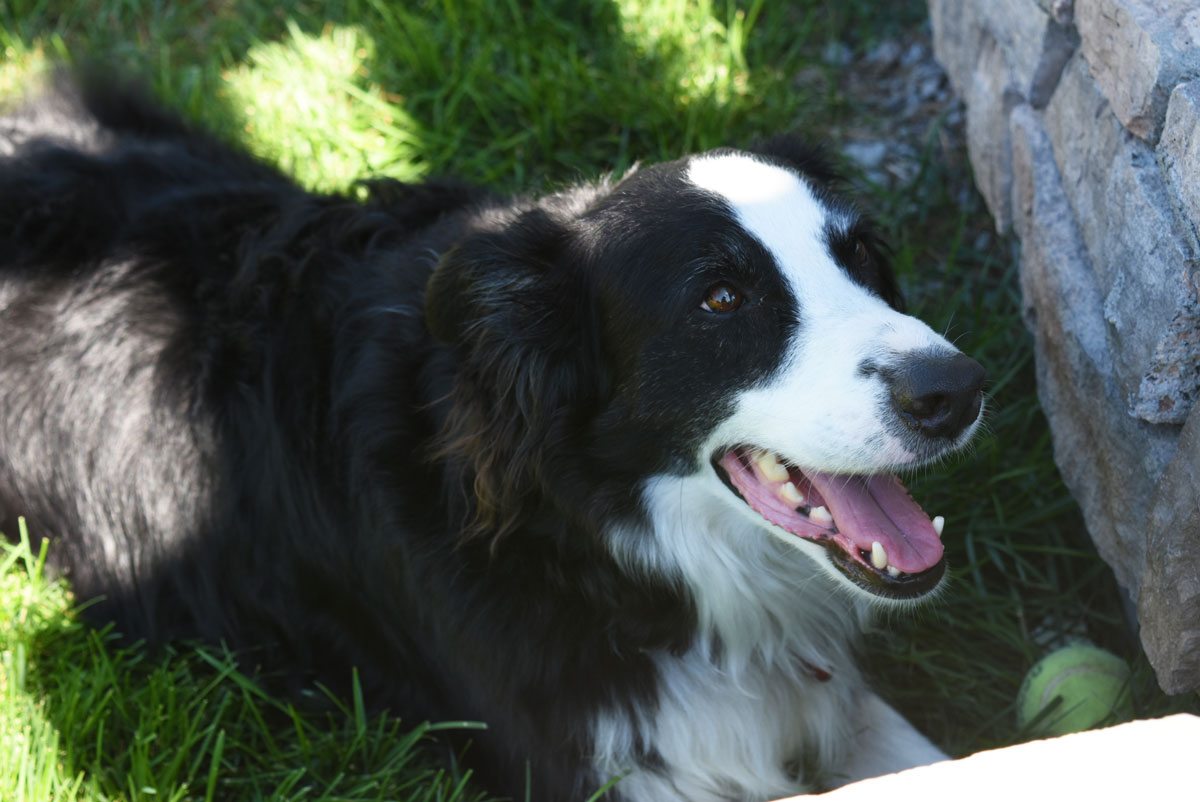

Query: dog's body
[0,81,985,800]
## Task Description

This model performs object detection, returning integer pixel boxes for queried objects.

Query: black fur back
[0,81,698,799]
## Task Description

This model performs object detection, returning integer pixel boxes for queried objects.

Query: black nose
[888,352,986,439]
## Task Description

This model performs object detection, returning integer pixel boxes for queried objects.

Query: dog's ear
[425,208,596,541]
[425,207,581,350]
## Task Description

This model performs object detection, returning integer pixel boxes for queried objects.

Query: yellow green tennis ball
[1017,644,1133,737]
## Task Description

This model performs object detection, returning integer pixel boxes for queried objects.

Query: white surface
[788,714,1200,800]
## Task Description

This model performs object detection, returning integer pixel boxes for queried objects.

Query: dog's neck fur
[612,472,869,671]
[598,472,870,799]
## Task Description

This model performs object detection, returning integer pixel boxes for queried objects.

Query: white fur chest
[589,643,861,801]
[597,474,873,801]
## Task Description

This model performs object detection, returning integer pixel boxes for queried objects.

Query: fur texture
[0,79,984,801]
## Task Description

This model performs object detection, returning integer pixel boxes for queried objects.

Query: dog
[0,77,985,801]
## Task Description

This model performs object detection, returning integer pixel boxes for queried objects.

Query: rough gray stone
[1045,0,1075,26]
[1101,144,1199,418]
[1029,18,1079,108]
[964,34,1017,232]
[1140,407,1200,694]
[929,0,986,99]
[928,0,1080,230]
[983,0,1079,107]
[931,0,1200,693]
[931,0,1077,109]
[1132,307,1200,424]
[1010,104,1179,595]
[1076,0,1200,143]
[1152,84,1200,423]
[1160,81,1200,235]
[1043,54,1199,412]
[982,0,1047,93]
[1043,54,1125,288]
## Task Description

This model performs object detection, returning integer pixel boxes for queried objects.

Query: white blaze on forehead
[687,153,814,207]
[685,152,863,304]
[686,154,841,295]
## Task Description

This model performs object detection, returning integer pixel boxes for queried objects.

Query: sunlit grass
[0,0,806,191]
[1,524,488,802]
[0,38,50,100]
[1,524,87,802]
[223,22,426,190]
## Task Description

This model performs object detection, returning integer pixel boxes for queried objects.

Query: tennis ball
[1017,643,1133,737]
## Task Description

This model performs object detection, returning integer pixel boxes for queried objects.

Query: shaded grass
[1,0,1197,799]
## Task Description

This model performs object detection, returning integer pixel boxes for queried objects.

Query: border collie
[0,78,985,800]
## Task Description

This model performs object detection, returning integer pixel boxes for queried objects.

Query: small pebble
[842,141,888,170]
[866,40,902,66]
[822,41,853,67]
[918,75,945,101]
[900,42,926,67]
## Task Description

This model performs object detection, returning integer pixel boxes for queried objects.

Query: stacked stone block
[928,0,1200,693]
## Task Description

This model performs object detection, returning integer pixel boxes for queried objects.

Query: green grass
[2,522,488,801]
[1,0,1197,800]
[0,0,824,191]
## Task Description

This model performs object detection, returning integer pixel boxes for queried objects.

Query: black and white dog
[0,79,985,800]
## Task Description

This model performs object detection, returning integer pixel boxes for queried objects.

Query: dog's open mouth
[714,447,946,599]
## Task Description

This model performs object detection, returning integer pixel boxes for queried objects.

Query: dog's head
[426,136,984,604]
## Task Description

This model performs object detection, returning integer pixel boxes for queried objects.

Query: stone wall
[927,0,1200,694]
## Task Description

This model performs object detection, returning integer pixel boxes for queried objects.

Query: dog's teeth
[754,451,790,482]
[809,505,833,525]
[870,541,888,570]
[887,565,901,577]
[932,515,945,538]
[779,481,806,507]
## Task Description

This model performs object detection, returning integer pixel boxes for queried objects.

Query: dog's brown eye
[701,283,743,313]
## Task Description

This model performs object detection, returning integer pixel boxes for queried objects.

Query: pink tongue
[805,472,943,573]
